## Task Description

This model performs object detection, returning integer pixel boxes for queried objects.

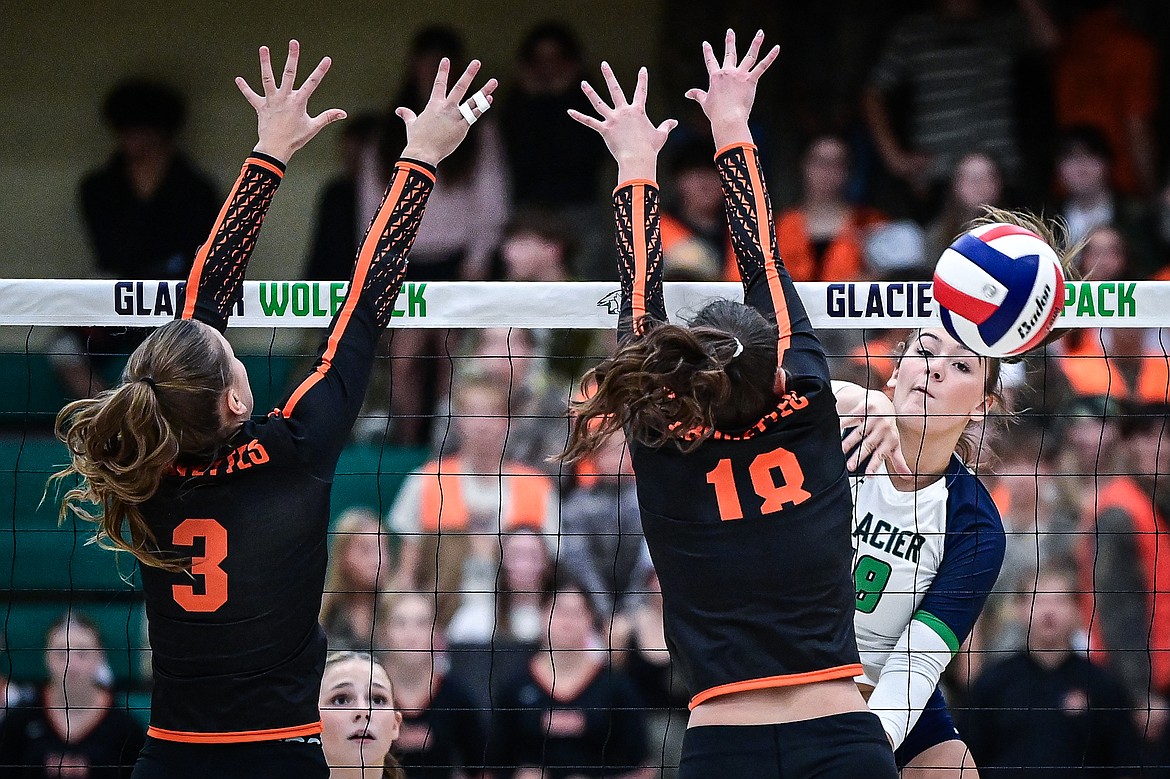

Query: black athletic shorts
[131,735,329,779]
[679,711,898,779]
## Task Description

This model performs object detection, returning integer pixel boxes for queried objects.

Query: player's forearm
[180,153,285,326]
[349,158,436,329]
[613,179,666,337]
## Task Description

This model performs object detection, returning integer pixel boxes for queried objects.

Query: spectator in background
[863,0,1057,208]
[80,79,220,280]
[0,614,144,778]
[926,151,1006,264]
[659,139,728,282]
[1082,404,1170,768]
[494,528,555,647]
[379,593,489,779]
[560,429,652,622]
[56,79,220,398]
[1054,0,1158,197]
[1055,127,1161,276]
[0,634,34,727]
[985,426,1077,652]
[500,22,608,279]
[303,113,384,282]
[965,566,1140,778]
[776,135,885,282]
[362,26,510,445]
[320,508,394,652]
[432,328,574,473]
[612,570,688,779]
[489,579,652,779]
[1045,225,1169,418]
[388,377,558,633]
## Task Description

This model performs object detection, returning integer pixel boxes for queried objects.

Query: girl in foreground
[562,30,897,779]
[837,213,1077,778]
[319,652,404,779]
[54,41,495,778]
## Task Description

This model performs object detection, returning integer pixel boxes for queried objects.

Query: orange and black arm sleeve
[613,179,667,342]
[277,158,435,474]
[716,143,828,384]
[177,152,286,331]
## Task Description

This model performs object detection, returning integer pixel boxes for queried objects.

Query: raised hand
[685,29,780,149]
[397,58,498,166]
[568,63,677,182]
[235,40,347,164]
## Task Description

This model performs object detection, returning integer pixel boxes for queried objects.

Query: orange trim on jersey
[688,663,863,710]
[631,182,648,333]
[182,163,250,320]
[282,161,411,416]
[714,141,758,159]
[245,156,285,179]
[397,160,436,182]
[613,178,658,196]
[147,721,322,744]
[742,145,791,363]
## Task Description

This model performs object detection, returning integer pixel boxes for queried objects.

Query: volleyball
[932,223,1065,358]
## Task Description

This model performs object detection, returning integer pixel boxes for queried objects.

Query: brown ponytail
[563,300,778,463]
[51,319,234,571]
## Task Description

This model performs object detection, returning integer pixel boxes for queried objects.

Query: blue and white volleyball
[932,223,1064,358]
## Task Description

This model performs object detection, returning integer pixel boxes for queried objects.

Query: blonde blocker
[52,319,233,572]
[324,651,406,779]
[562,300,778,463]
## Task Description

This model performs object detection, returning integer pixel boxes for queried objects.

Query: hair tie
[731,337,744,359]
[140,377,157,390]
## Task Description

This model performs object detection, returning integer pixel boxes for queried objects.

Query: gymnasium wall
[0,0,664,282]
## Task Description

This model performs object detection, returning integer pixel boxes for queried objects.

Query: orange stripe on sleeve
[613,178,658,196]
[631,183,648,333]
[742,145,791,362]
[245,156,285,179]
[397,160,437,182]
[181,166,248,320]
[281,163,411,416]
[714,141,758,159]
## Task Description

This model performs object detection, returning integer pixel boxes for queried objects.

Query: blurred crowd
[7,1,1170,776]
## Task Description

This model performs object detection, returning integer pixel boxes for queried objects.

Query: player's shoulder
[943,457,1004,536]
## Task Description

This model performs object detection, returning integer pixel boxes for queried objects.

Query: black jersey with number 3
[615,144,862,710]
[136,153,436,743]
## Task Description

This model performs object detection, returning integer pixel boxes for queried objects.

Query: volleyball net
[3,278,1168,774]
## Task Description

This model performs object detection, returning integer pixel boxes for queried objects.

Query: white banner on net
[0,279,1163,329]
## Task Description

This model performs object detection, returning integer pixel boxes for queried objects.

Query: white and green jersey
[848,456,1005,746]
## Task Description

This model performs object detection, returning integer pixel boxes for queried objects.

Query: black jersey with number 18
[137,154,435,743]
[614,144,861,710]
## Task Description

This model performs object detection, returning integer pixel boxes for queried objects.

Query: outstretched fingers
[259,45,276,96]
[298,56,332,101]
[447,59,482,104]
[741,30,765,69]
[235,77,263,110]
[279,39,300,92]
[580,80,612,116]
[600,61,628,107]
[429,58,451,102]
[750,44,781,79]
[722,29,737,68]
[701,40,719,75]
[566,108,604,133]
[632,67,649,108]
